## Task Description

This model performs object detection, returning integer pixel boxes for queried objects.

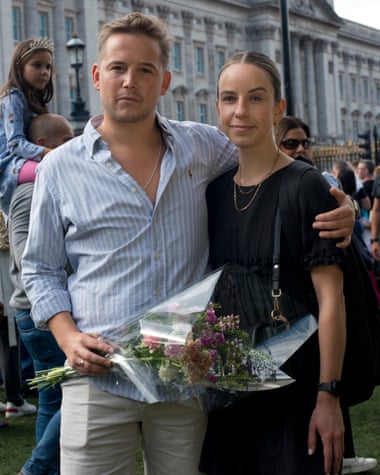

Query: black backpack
[279,160,380,407]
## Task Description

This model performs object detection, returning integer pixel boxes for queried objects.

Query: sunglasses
[280,138,311,150]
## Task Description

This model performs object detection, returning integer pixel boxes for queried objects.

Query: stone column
[331,42,341,138]
[291,33,304,119]
[24,0,38,37]
[52,0,71,117]
[205,16,217,125]
[342,52,352,139]
[355,54,364,130]
[314,39,329,139]
[304,36,318,136]
[157,5,170,117]
[181,11,195,120]
[0,1,13,81]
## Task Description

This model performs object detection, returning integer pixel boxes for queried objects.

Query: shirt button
[106,161,112,168]
[155,290,161,297]
[131,187,137,193]
[156,253,160,259]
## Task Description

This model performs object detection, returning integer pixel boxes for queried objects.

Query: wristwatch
[371,238,379,244]
[317,380,343,397]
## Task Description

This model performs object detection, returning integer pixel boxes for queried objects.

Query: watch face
[332,380,343,396]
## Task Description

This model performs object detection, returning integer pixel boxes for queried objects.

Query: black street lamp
[66,34,89,121]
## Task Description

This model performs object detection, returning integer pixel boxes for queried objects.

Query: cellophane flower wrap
[29,268,318,409]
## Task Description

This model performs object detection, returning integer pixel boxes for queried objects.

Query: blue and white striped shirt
[22,114,237,400]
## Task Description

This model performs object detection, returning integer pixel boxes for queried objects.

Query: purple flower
[206,308,218,324]
[214,332,225,345]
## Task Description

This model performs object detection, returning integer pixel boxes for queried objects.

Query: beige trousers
[60,378,207,475]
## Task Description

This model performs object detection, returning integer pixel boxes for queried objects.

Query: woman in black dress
[200,52,345,475]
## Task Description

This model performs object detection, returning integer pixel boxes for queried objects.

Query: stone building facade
[0,0,379,144]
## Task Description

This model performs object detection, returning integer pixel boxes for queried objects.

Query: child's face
[22,50,52,90]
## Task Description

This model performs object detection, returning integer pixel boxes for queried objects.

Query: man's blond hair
[98,12,172,70]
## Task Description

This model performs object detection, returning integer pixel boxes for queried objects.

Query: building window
[195,46,205,75]
[199,104,207,123]
[176,101,185,121]
[216,50,225,72]
[65,17,74,41]
[172,41,182,71]
[38,11,49,37]
[350,76,357,100]
[12,6,22,42]
[363,78,369,102]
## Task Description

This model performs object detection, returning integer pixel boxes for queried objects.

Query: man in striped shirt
[22,12,354,475]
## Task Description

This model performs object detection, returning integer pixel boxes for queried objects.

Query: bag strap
[271,208,289,329]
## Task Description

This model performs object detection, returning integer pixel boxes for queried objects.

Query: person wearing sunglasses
[275,116,313,164]
[276,116,378,475]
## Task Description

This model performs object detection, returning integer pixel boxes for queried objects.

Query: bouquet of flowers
[29,268,318,407]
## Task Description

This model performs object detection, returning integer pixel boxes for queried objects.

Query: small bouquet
[29,268,318,407]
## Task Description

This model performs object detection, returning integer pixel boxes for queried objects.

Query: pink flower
[142,335,161,349]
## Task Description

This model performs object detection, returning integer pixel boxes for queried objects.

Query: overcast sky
[334,0,380,29]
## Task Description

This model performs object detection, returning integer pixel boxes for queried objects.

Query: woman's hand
[313,188,354,249]
[308,392,345,475]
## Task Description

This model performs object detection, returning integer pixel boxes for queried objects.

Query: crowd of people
[0,10,378,475]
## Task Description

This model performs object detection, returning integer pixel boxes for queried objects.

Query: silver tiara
[19,37,55,61]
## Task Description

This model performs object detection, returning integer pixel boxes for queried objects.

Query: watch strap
[317,380,343,397]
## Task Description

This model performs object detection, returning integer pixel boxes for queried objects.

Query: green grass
[1,387,379,475]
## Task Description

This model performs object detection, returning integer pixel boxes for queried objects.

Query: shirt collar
[82,113,174,157]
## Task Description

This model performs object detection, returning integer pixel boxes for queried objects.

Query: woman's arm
[307,264,346,475]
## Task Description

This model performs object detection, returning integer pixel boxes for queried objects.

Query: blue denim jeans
[15,310,65,440]
[21,410,61,475]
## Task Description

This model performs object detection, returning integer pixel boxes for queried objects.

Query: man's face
[92,33,171,125]
[357,163,368,181]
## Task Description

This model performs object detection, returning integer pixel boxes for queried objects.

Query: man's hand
[313,188,354,249]
[48,311,114,376]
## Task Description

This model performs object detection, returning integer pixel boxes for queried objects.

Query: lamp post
[66,34,89,122]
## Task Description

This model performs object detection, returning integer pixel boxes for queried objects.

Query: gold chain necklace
[233,148,280,212]
[142,137,162,191]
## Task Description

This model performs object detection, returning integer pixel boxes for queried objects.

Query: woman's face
[216,62,285,151]
[278,127,311,159]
